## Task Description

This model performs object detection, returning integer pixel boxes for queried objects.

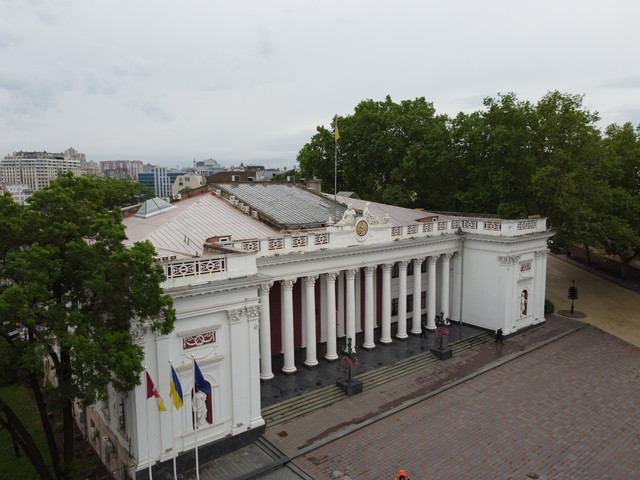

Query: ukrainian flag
[170,365,184,410]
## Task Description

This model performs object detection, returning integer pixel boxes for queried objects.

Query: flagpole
[169,361,177,480]
[144,367,153,480]
[192,355,200,480]
[334,114,338,221]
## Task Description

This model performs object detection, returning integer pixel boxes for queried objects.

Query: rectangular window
[407,294,413,312]
[407,262,414,276]
[392,263,399,278]
[391,298,398,316]
[421,261,426,273]
[421,291,426,309]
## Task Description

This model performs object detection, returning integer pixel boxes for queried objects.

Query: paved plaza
[293,326,640,479]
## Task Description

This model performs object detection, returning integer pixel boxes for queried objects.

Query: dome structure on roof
[135,197,176,218]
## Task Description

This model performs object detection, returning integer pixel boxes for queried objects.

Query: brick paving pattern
[293,327,640,480]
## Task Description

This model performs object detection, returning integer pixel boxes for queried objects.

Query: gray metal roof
[216,183,348,229]
[123,193,278,258]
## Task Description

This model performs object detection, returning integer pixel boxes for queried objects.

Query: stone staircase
[261,332,493,426]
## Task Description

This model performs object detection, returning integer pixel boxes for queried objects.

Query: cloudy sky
[1,0,639,170]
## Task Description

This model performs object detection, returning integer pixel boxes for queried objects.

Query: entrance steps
[261,331,493,426]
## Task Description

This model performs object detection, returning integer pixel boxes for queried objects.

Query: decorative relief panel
[422,223,433,232]
[183,331,217,350]
[246,305,261,323]
[437,221,447,231]
[267,238,284,250]
[517,220,537,230]
[450,220,459,229]
[520,262,532,272]
[241,240,259,252]
[484,221,502,231]
[292,236,307,248]
[227,308,244,325]
[535,249,548,258]
[314,233,329,245]
[166,258,226,279]
[462,220,478,229]
[131,325,150,344]
[407,225,418,235]
[391,226,402,236]
[498,255,520,266]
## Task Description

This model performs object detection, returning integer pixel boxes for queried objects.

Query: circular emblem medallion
[356,219,369,237]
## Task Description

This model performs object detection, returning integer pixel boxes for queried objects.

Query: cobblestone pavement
[292,326,640,480]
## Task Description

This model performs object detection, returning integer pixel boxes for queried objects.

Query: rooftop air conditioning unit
[173,194,181,200]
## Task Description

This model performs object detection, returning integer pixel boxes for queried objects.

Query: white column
[304,275,319,367]
[337,271,345,337]
[345,269,357,350]
[451,251,462,322]
[397,260,409,339]
[441,253,452,321]
[280,278,297,373]
[259,282,274,380]
[411,257,424,335]
[380,263,393,343]
[426,255,440,329]
[363,266,376,349]
[325,272,339,360]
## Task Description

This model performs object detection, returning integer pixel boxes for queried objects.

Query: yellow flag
[335,126,340,141]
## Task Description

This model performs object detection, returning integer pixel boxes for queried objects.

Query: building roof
[123,192,279,258]
[214,183,348,229]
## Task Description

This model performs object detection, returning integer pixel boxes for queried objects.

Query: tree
[297,96,451,208]
[599,122,640,277]
[0,174,176,479]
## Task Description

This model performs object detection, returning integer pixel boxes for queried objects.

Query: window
[421,261,427,273]
[407,294,413,312]
[392,263,399,278]
[407,262,414,276]
[391,298,398,316]
[421,291,426,309]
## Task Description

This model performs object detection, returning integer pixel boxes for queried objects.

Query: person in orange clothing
[396,470,410,480]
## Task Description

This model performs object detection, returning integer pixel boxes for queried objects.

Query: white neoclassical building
[82,182,552,479]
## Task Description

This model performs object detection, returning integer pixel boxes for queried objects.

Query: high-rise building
[100,160,144,180]
[0,148,84,191]
[137,166,184,198]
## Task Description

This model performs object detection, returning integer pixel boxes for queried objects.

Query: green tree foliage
[298,96,452,208]
[297,91,640,277]
[600,123,640,277]
[0,174,176,479]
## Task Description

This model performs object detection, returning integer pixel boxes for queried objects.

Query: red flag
[146,371,166,411]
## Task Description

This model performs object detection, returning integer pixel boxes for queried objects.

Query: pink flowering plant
[341,351,359,367]
[435,326,449,337]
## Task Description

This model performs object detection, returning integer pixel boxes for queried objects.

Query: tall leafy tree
[599,122,640,277]
[0,175,176,479]
[530,91,606,253]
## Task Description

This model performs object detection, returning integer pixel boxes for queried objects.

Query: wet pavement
[261,321,483,407]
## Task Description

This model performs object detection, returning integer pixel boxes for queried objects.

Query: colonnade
[258,252,457,380]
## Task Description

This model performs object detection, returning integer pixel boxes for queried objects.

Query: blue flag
[194,360,211,395]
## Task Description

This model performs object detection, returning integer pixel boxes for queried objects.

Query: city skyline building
[0,148,85,191]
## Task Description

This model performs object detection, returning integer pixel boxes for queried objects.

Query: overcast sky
[1,0,639,170]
